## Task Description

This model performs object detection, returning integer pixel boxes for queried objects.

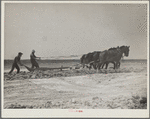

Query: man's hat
[18,52,23,55]
[32,49,35,52]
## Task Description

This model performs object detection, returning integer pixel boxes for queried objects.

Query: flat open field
[3,59,147,109]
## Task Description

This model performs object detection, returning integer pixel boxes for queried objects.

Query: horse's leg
[118,62,120,68]
[96,63,100,73]
[86,65,88,68]
[94,62,98,70]
[116,61,121,69]
[89,63,92,70]
[105,62,109,69]
[95,63,98,70]
[97,63,99,70]
[97,63,103,73]
[98,63,101,70]
[116,61,119,69]
[83,64,85,68]
[92,63,97,70]
[96,63,99,73]
[113,62,116,69]
[101,63,105,69]
[115,61,119,72]
[117,62,121,72]
[93,63,97,70]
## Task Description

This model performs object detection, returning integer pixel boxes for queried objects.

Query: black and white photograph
[1,1,149,118]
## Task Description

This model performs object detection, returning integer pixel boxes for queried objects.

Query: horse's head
[120,46,130,57]
[124,46,130,57]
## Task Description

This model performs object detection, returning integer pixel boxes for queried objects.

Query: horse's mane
[108,46,119,51]
[108,47,115,50]
[92,51,101,53]
[119,45,126,50]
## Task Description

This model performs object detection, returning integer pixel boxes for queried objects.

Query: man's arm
[18,57,23,66]
[33,54,41,59]
[16,56,23,66]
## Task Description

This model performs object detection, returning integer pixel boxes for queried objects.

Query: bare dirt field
[4,60,147,109]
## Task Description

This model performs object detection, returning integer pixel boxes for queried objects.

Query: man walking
[9,52,23,74]
[30,50,40,69]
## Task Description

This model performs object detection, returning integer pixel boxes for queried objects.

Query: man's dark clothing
[30,53,39,68]
[9,56,21,74]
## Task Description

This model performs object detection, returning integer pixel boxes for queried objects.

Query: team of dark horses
[80,45,130,71]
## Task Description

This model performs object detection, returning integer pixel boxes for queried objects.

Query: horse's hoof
[105,70,108,74]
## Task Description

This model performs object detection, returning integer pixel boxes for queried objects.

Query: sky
[4,3,148,59]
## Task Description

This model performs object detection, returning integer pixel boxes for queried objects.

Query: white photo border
[1,1,149,118]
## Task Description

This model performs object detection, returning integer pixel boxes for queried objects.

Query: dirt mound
[5,103,33,109]
[5,95,147,109]
[4,65,146,81]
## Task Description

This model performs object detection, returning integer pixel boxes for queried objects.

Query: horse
[80,51,102,70]
[97,46,130,70]
[80,51,117,70]
[100,47,121,69]
[80,53,94,69]
[91,48,119,70]
[91,47,122,70]
[89,51,101,69]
